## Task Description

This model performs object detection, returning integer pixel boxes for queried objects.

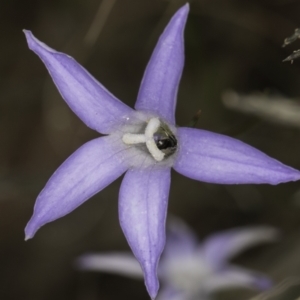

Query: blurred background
[2,0,300,299]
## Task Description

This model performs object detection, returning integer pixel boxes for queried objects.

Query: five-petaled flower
[24,3,300,299]
[77,218,277,300]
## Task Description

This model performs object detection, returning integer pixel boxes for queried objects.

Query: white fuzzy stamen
[122,117,165,162]
[145,118,161,138]
[146,139,164,161]
[122,133,146,144]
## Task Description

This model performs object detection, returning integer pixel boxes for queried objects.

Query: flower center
[122,117,177,162]
[165,255,214,292]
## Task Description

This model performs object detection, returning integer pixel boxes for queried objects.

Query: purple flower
[24,3,299,299]
[77,218,277,300]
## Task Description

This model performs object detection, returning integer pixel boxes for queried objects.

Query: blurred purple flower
[77,219,277,300]
[24,3,299,299]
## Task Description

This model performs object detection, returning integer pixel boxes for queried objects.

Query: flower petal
[164,216,198,257]
[119,167,171,299]
[202,227,279,268]
[76,252,143,279]
[25,136,129,239]
[174,127,300,184]
[205,267,272,293]
[134,4,189,125]
[24,30,134,134]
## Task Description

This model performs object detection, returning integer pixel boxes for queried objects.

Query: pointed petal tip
[142,264,160,299]
[23,29,55,54]
[181,3,190,12]
[24,221,38,241]
[291,169,300,181]
[23,30,35,49]
[146,283,158,300]
[275,167,300,185]
[24,232,33,242]
[23,30,42,53]
[22,29,30,35]
[175,3,190,21]
[144,271,160,300]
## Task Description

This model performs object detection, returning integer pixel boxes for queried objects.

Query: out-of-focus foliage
[282,28,300,62]
[1,0,300,299]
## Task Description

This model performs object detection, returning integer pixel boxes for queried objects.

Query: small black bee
[154,124,177,157]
